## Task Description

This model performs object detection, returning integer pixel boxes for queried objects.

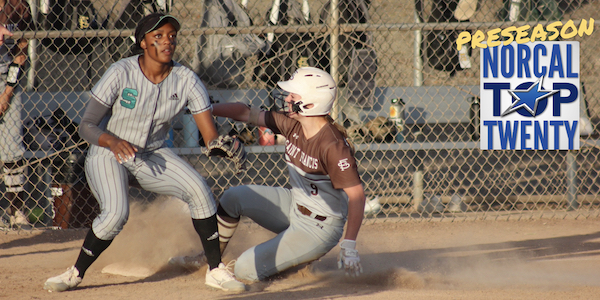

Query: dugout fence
[2,0,600,229]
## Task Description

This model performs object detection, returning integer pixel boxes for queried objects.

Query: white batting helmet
[277,67,337,116]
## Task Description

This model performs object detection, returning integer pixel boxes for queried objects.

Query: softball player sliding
[44,13,245,293]
[173,67,367,281]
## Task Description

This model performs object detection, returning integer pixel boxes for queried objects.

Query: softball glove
[203,135,247,172]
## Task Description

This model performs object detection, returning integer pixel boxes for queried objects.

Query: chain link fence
[1,0,599,229]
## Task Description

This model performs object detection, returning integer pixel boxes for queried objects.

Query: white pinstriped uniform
[0,38,26,192]
[85,55,217,240]
[1,0,32,192]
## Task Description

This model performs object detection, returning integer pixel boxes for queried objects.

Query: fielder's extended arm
[193,110,219,144]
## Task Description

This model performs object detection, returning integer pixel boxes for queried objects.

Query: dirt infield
[2,197,600,300]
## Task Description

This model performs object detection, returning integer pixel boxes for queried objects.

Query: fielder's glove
[338,239,363,277]
[203,135,247,172]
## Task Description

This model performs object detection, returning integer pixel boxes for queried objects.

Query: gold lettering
[530,24,547,41]
[515,25,531,44]
[471,30,486,49]
[456,19,593,50]
[486,28,502,48]
[560,20,578,39]
[501,26,517,45]
[456,31,471,51]
[546,21,562,40]
[578,18,595,37]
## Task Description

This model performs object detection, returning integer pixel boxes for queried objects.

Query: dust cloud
[94,197,201,277]
[93,198,600,293]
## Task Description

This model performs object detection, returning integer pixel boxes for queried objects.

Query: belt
[297,204,327,221]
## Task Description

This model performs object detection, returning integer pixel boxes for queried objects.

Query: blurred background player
[171,67,367,280]
[43,13,245,293]
[0,0,34,229]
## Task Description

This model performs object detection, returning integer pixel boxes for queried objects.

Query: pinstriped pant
[85,146,217,240]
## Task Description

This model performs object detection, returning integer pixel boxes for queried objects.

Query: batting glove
[338,239,363,277]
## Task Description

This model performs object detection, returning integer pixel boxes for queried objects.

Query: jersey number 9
[310,184,319,196]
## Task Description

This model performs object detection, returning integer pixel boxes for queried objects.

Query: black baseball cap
[134,13,181,48]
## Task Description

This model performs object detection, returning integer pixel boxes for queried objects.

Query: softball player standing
[43,13,245,293]
[0,0,34,229]
[172,67,367,281]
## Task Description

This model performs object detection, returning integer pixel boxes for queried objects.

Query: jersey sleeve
[323,140,362,189]
[186,74,212,114]
[78,98,111,146]
[264,111,296,136]
[90,64,122,106]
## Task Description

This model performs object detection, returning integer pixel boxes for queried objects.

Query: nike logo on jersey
[169,93,179,100]
[207,231,219,241]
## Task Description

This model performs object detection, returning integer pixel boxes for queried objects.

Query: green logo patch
[121,88,138,109]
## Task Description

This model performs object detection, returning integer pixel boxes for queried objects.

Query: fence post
[411,11,424,211]
[413,11,423,87]
[566,150,579,210]
[412,150,425,211]
[329,0,340,120]
[26,0,38,92]
[42,158,54,226]
[413,168,424,210]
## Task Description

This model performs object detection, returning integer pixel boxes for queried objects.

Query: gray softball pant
[85,146,217,240]
[219,185,345,281]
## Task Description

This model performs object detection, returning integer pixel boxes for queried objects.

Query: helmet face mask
[291,101,304,114]
[274,97,316,115]
[276,67,337,117]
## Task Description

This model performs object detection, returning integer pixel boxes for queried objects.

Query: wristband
[6,62,21,87]
[248,106,262,126]
[339,239,356,250]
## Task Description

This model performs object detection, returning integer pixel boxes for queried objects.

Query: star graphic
[502,76,558,117]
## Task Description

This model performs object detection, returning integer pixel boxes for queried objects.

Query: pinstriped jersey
[90,55,211,151]
[265,111,362,220]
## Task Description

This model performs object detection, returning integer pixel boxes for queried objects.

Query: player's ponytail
[325,115,355,153]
